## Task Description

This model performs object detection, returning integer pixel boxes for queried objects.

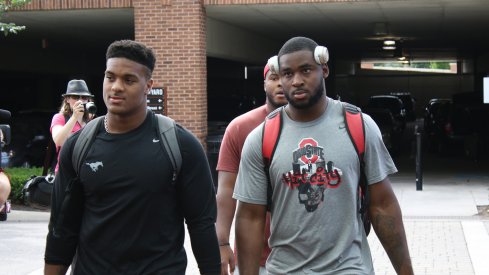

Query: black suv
[424,98,452,146]
[390,92,416,121]
[367,95,407,130]
[364,108,403,156]
[424,93,489,159]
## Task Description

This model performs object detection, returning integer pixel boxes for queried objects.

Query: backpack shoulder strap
[72,116,104,175]
[262,107,284,211]
[343,103,365,159]
[155,114,182,185]
[262,107,283,165]
[342,102,371,235]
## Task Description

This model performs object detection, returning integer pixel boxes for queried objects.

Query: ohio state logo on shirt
[282,138,343,212]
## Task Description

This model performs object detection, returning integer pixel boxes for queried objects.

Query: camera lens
[83,102,97,114]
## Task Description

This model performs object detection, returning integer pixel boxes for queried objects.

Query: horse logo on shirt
[86,161,104,172]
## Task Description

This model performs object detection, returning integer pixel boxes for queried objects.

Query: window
[361,60,457,74]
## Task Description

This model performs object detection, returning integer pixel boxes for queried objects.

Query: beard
[266,92,286,109]
[285,81,325,109]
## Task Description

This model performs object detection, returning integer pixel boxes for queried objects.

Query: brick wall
[19,0,133,9]
[134,0,208,141]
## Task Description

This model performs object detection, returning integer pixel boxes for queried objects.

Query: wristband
[219,242,230,246]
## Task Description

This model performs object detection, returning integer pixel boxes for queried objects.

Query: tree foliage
[0,0,31,36]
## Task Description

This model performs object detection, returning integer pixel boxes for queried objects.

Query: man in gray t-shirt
[233,37,413,275]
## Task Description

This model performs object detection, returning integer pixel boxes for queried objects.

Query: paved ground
[1,138,489,274]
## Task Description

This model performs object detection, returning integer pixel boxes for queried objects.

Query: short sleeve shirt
[233,98,397,274]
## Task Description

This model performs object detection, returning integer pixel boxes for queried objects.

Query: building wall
[133,1,208,140]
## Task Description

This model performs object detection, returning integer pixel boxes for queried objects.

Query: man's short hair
[278,36,318,59]
[106,40,156,76]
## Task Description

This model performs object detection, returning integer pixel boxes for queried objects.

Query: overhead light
[383,46,396,50]
[398,56,406,61]
[383,39,396,46]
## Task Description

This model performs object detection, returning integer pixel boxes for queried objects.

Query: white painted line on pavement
[462,221,489,275]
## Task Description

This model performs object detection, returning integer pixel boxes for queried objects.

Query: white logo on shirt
[86,161,104,172]
[153,138,160,143]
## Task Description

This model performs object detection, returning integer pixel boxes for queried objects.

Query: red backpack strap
[343,103,365,158]
[342,102,371,235]
[262,107,283,211]
[262,107,283,165]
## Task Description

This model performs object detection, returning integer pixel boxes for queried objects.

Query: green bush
[4,167,43,203]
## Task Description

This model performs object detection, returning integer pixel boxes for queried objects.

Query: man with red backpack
[233,37,413,274]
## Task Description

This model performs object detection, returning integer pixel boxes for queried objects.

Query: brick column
[134,0,207,142]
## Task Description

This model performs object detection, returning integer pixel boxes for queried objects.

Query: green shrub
[4,167,43,203]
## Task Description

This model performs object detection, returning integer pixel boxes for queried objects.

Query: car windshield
[369,97,402,113]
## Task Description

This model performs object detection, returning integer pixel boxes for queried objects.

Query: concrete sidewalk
[3,170,489,275]
[367,172,489,275]
[185,171,489,275]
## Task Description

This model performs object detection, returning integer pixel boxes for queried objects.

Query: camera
[83,102,97,114]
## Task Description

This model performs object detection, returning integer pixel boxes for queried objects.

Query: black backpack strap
[72,116,104,175]
[262,107,284,211]
[54,116,103,239]
[342,102,371,235]
[155,114,182,185]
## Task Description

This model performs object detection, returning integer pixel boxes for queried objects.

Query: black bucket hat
[62,79,94,98]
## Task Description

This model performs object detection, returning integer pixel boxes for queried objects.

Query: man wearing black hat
[50,79,95,174]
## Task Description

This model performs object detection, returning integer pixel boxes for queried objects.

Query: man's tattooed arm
[369,178,414,275]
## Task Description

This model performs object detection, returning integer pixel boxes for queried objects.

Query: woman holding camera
[50,79,96,174]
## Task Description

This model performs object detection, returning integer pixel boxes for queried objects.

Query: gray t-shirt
[233,98,397,275]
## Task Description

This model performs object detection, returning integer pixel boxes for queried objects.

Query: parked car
[424,98,452,142]
[367,95,407,131]
[460,104,489,160]
[424,93,489,159]
[364,107,403,156]
[390,92,416,121]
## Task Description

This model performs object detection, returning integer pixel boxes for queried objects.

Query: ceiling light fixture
[383,45,396,50]
[383,39,396,46]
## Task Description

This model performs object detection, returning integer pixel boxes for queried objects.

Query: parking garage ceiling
[206,0,489,61]
[2,0,489,62]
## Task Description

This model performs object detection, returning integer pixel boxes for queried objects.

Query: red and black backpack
[261,102,371,235]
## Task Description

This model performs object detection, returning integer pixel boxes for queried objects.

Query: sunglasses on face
[70,95,90,100]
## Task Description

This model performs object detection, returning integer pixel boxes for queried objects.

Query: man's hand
[219,244,236,275]
[216,171,238,274]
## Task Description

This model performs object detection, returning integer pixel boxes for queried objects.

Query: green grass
[4,167,43,203]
